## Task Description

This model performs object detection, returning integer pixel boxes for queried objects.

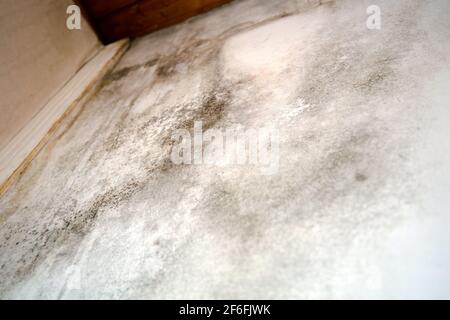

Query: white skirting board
[0,39,129,195]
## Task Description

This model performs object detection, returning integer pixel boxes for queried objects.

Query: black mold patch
[103,58,159,85]
[155,39,217,79]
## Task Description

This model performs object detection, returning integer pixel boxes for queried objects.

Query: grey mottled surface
[1,0,450,299]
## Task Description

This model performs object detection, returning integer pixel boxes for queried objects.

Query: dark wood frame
[74,0,232,44]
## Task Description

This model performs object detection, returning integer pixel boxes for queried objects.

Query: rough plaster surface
[1,0,450,299]
[0,0,100,151]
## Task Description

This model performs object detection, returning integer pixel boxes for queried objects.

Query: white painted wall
[0,0,100,150]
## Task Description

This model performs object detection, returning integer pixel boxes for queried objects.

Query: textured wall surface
[0,0,100,150]
[0,0,450,299]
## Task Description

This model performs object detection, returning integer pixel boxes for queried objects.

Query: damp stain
[104,58,159,85]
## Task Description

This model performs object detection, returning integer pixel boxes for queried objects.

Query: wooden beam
[78,0,233,44]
